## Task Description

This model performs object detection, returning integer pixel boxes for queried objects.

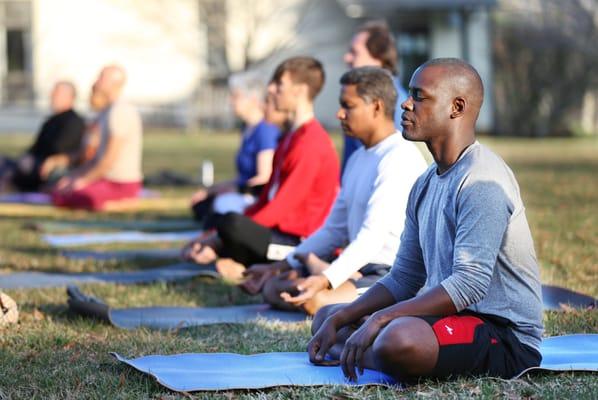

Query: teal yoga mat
[112,334,598,392]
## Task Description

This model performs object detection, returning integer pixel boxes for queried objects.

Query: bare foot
[215,258,246,283]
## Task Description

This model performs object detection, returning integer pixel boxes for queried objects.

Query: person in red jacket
[182,56,340,272]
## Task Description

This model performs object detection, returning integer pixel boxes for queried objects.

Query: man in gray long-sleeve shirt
[307,58,543,382]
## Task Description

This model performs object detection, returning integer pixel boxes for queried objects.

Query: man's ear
[373,98,385,117]
[297,82,310,100]
[450,97,466,119]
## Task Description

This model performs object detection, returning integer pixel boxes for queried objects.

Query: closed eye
[339,100,353,109]
[409,88,425,101]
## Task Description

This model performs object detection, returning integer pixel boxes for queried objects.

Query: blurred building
[0,0,496,133]
[337,0,496,132]
[0,0,203,132]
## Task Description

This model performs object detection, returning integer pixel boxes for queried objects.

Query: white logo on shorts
[445,325,454,335]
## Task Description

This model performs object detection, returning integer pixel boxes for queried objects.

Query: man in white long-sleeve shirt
[240,67,427,314]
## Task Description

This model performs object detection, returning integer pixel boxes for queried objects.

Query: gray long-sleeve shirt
[378,142,544,350]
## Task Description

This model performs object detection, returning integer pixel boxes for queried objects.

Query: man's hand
[239,262,285,295]
[181,238,202,261]
[294,252,330,275]
[40,154,69,180]
[181,231,220,264]
[190,188,208,206]
[181,232,219,265]
[16,154,34,174]
[340,313,385,381]
[54,175,87,193]
[280,274,329,306]
[307,316,339,365]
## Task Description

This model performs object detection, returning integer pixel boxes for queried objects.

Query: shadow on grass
[9,245,61,257]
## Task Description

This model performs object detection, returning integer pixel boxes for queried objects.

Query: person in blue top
[191,75,283,222]
[342,20,408,173]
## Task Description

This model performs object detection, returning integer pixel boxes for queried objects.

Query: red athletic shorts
[52,179,141,211]
[418,311,541,379]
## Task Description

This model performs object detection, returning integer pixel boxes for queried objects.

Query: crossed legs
[312,304,440,380]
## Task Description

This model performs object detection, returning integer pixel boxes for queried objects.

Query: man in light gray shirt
[307,58,543,382]
[241,67,426,315]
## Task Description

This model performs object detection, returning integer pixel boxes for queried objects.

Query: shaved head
[101,65,127,90]
[401,58,484,145]
[419,58,484,119]
[51,80,77,113]
[401,58,484,170]
[90,64,127,110]
[54,81,77,98]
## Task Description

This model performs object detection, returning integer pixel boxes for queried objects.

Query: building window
[397,30,430,88]
[6,29,26,72]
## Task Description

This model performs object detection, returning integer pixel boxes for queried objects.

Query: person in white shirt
[241,66,427,315]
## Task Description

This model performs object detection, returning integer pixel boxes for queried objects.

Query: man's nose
[336,108,346,120]
[401,97,414,111]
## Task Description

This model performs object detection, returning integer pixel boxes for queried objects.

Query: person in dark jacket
[0,81,85,192]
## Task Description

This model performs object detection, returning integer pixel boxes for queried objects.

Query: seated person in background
[0,81,85,192]
[51,65,143,211]
[182,56,340,275]
[241,67,427,315]
[191,75,282,222]
[308,59,543,383]
[341,20,409,173]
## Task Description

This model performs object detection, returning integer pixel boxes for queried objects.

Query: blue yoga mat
[0,192,51,204]
[515,334,598,377]
[112,352,396,391]
[0,263,216,289]
[61,248,181,261]
[44,230,200,247]
[0,189,157,205]
[113,334,598,392]
[108,304,308,329]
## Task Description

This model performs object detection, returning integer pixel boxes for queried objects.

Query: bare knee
[372,317,438,378]
[373,320,417,364]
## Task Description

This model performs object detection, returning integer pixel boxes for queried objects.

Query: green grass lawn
[0,131,596,399]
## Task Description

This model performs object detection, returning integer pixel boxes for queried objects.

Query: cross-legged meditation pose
[341,20,409,172]
[0,81,85,192]
[51,65,143,211]
[241,67,427,315]
[182,57,339,273]
[191,75,282,222]
[308,59,543,382]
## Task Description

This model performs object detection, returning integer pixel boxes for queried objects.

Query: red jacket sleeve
[248,137,321,228]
